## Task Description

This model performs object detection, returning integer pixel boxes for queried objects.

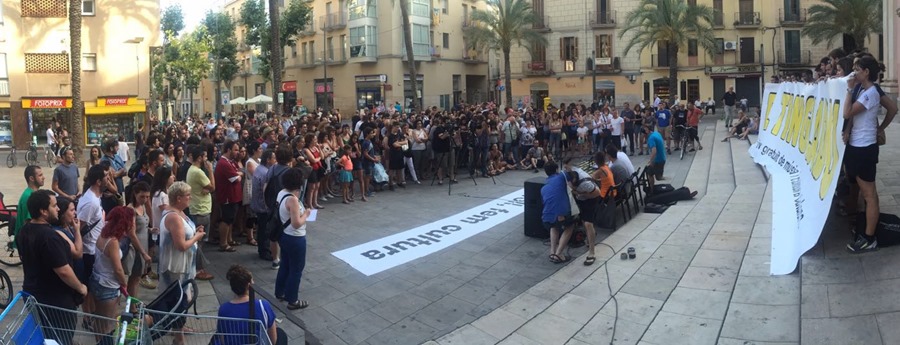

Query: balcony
[532,15,550,32]
[712,10,724,28]
[734,11,760,28]
[350,44,377,63]
[431,46,442,58]
[651,54,670,68]
[738,50,759,65]
[589,11,616,28]
[778,50,811,66]
[588,56,621,74]
[462,18,472,29]
[0,79,8,97]
[299,18,316,37]
[463,49,485,63]
[779,9,807,26]
[321,13,347,31]
[522,61,554,76]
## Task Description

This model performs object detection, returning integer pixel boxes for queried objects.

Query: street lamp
[214,57,230,118]
[124,37,144,97]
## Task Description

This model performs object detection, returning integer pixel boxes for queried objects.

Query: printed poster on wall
[749,78,848,275]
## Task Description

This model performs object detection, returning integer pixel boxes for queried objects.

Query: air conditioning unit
[724,41,737,51]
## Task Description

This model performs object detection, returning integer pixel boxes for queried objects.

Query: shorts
[363,161,375,176]
[220,203,238,224]
[338,170,353,183]
[844,144,879,182]
[543,215,577,231]
[307,167,321,183]
[575,197,601,224]
[351,159,363,171]
[735,124,747,134]
[647,162,666,179]
[88,276,120,301]
[659,126,671,140]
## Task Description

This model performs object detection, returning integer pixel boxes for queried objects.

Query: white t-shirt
[613,151,635,176]
[610,117,625,136]
[152,191,169,230]
[76,190,105,255]
[117,141,130,163]
[850,85,881,147]
[46,128,55,145]
[278,190,307,237]
[576,126,589,137]
[591,117,601,135]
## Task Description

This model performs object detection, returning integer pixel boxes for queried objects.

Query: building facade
[205,0,494,116]
[506,0,882,110]
[1,0,161,147]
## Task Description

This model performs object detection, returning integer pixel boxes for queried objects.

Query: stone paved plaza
[0,115,898,344]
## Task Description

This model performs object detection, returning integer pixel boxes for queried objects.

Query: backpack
[263,166,289,213]
[267,194,293,242]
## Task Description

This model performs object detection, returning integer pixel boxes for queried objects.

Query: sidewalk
[429,120,800,345]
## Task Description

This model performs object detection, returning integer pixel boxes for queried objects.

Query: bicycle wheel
[0,269,12,309]
[24,150,37,166]
[325,172,341,196]
[680,137,686,160]
[0,224,21,267]
[5,154,13,168]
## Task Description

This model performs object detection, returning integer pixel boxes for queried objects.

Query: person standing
[273,168,312,310]
[252,150,275,261]
[214,141,243,253]
[621,103,636,155]
[541,162,574,264]
[18,190,87,345]
[609,110,625,151]
[645,123,667,188]
[686,102,703,151]
[16,165,45,237]
[185,145,215,280]
[76,165,109,319]
[722,86,737,128]
[655,102,672,154]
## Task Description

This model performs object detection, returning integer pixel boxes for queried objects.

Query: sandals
[584,256,596,266]
[228,241,241,247]
[287,300,310,310]
[195,271,214,280]
[246,240,258,246]
[549,254,570,264]
[219,246,237,252]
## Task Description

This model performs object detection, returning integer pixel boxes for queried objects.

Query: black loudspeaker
[524,176,550,238]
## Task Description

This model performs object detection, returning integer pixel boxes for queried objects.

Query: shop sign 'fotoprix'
[104,97,129,106]
[23,98,72,109]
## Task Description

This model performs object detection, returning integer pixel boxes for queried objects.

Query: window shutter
[574,37,578,61]
[559,37,564,60]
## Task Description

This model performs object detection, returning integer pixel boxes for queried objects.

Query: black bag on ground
[594,200,617,230]
[644,203,670,214]
[645,183,675,195]
[645,187,692,205]
[854,213,900,247]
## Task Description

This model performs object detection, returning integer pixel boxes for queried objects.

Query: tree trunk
[399,0,420,112]
[503,47,512,108]
[668,42,679,102]
[269,0,282,115]
[189,88,194,119]
[69,0,83,151]
[214,79,221,119]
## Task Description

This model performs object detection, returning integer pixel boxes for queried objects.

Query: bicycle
[24,142,38,166]
[0,192,20,267]
[5,147,15,168]
[674,125,690,160]
[0,268,11,308]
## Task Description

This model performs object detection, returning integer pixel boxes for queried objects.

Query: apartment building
[204,0,494,115]
[0,0,160,147]
[509,0,882,110]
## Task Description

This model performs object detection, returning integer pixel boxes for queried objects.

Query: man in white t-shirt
[46,126,56,149]
[76,165,108,314]
[606,144,635,177]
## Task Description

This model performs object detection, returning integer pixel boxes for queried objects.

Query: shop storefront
[282,81,297,114]
[314,79,333,112]
[0,103,11,147]
[21,98,72,144]
[83,96,146,145]
[355,75,383,110]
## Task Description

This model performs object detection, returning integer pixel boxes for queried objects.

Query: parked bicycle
[674,125,691,160]
[5,147,15,168]
[24,142,38,166]
[0,192,21,267]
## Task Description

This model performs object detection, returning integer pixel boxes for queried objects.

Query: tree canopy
[801,0,882,52]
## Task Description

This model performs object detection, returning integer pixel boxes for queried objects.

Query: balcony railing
[299,18,316,37]
[532,15,550,32]
[589,11,616,28]
[321,13,347,31]
[522,61,554,76]
[651,54,670,68]
[738,50,759,65]
[779,8,807,25]
[0,79,8,97]
[778,50,811,66]
[712,10,724,28]
[463,18,471,28]
[431,46,442,58]
[734,11,760,27]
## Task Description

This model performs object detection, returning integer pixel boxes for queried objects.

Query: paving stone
[709,221,755,236]
[409,274,469,302]
[637,258,691,280]
[369,293,433,323]
[309,328,350,345]
[716,338,798,345]
[827,278,900,317]
[701,234,750,252]
[527,277,578,301]
[295,306,344,332]
[800,256,864,285]
[400,260,455,285]
[500,293,555,320]
[861,252,900,281]
[740,254,772,277]
[471,291,518,318]
[642,311,720,345]
[746,236,772,256]
[661,287,732,320]
[569,274,614,302]
[544,293,605,323]
[650,244,698,262]
[516,311,584,345]
[663,232,705,250]
[471,308,528,340]
[876,312,900,345]
[731,275,800,306]
[451,279,507,306]
[721,303,800,342]
[412,295,478,331]
[365,317,439,345]
[597,292,662,326]
[571,311,649,345]
[322,292,380,321]
[678,266,738,292]
[360,277,417,302]
[800,284,829,319]
[801,315,882,345]
[497,332,543,345]
[435,324,498,345]
[691,248,744,270]
[620,273,679,301]
[328,311,392,345]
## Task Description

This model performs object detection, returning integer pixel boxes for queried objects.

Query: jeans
[724,105,736,127]
[548,132,561,158]
[472,147,488,176]
[256,212,271,259]
[624,129,635,153]
[274,235,307,303]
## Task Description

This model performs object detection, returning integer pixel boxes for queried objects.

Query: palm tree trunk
[69,0,83,151]
[667,42,679,102]
[268,0,282,115]
[503,47,512,108]
[399,0,420,112]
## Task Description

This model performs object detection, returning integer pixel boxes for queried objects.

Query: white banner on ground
[749,79,848,275]
[332,189,525,276]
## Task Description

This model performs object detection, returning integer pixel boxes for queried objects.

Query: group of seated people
[721,110,759,141]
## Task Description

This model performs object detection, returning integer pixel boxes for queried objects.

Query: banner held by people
[749,79,848,275]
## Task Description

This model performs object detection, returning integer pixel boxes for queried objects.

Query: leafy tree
[161,5,185,42]
[68,0,83,150]
[398,0,420,111]
[153,5,185,119]
[280,0,312,45]
[240,0,267,47]
[802,0,882,53]
[202,11,239,115]
[620,0,718,99]
[464,0,547,107]
[169,29,212,117]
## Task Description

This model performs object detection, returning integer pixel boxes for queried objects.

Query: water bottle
[151,227,159,242]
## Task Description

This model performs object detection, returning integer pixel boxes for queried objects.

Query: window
[410,0,429,17]
[784,30,801,63]
[348,0,376,20]
[340,35,347,60]
[234,86,245,98]
[560,37,577,61]
[688,39,697,56]
[327,37,334,60]
[82,53,97,71]
[291,42,297,58]
[442,33,449,49]
[301,42,307,64]
[441,0,448,14]
[656,40,671,67]
[22,0,67,17]
[715,38,724,54]
[308,40,315,62]
[531,43,546,62]
[595,34,611,59]
[687,0,696,6]
[462,5,468,26]
[687,80,699,103]
[410,24,430,56]
[82,0,94,15]
[349,25,377,57]
[0,53,8,96]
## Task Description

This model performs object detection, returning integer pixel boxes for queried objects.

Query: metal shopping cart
[0,291,133,345]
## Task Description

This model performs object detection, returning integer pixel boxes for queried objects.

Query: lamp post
[213,57,230,119]
[322,28,330,112]
[124,37,144,97]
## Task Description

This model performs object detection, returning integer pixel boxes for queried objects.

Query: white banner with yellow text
[749,79,847,275]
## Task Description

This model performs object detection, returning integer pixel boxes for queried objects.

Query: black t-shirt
[673,109,688,126]
[432,126,451,153]
[18,222,78,309]
[723,92,737,106]
[622,110,636,129]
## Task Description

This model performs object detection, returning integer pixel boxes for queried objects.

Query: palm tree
[399,0,421,111]
[620,0,718,99]
[801,0,881,53]
[68,0,83,151]
[463,0,546,107]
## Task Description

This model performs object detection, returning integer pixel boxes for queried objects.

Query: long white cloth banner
[332,189,525,276]
[749,79,848,275]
